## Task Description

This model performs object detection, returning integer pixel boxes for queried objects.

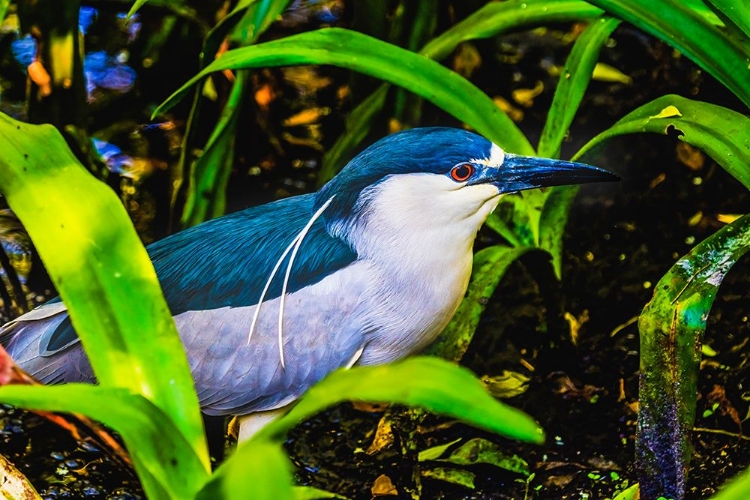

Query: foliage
[1,0,750,498]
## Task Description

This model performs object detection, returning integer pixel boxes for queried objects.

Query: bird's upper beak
[471,153,619,193]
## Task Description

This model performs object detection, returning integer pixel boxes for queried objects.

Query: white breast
[335,172,502,364]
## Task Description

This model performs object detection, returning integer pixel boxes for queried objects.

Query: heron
[0,127,616,440]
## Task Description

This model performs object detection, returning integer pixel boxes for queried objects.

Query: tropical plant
[0,0,749,499]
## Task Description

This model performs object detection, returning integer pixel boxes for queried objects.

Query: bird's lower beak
[476,154,619,193]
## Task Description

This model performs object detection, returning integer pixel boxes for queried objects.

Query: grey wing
[0,302,94,383]
[176,296,367,416]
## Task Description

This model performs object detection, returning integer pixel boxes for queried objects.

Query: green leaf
[537,16,620,277]
[704,0,750,39]
[636,214,750,498]
[259,356,545,444]
[230,0,291,45]
[418,438,463,462]
[539,17,621,158]
[427,246,532,362]
[154,27,534,156]
[585,0,750,108]
[293,486,347,500]
[318,85,389,185]
[421,0,605,61]
[318,0,605,184]
[490,189,547,248]
[181,72,247,228]
[440,438,530,475]
[575,95,750,190]
[0,385,207,500]
[539,185,580,279]
[0,114,209,472]
[178,0,291,227]
[127,0,148,19]
[196,439,294,500]
[0,0,10,24]
[422,467,476,489]
[711,467,750,500]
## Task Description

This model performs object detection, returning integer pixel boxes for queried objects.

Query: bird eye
[450,163,474,182]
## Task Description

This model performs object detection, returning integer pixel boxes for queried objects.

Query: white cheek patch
[471,143,505,168]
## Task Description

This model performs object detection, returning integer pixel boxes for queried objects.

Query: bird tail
[0,302,92,384]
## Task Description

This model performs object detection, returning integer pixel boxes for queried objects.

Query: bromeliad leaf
[575,94,750,190]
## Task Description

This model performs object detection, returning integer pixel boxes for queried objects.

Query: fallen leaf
[371,474,398,496]
[650,105,682,119]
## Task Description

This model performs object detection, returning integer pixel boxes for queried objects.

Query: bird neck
[329,174,498,284]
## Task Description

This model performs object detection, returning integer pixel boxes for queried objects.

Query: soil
[0,6,749,500]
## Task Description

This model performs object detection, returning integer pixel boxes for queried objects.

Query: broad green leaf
[440,438,530,475]
[421,0,605,60]
[637,214,750,499]
[154,27,534,156]
[711,467,750,500]
[704,0,750,39]
[319,0,605,184]
[422,467,476,489]
[585,0,750,108]
[0,385,208,500]
[418,438,463,462]
[196,439,294,500]
[539,17,621,158]
[0,114,209,471]
[293,486,347,499]
[575,95,750,190]
[428,246,532,362]
[613,484,640,500]
[258,356,545,444]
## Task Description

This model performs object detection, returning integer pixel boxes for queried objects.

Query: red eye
[450,163,474,182]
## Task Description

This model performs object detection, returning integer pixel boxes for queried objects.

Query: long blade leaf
[575,94,750,189]
[154,27,534,155]
[0,114,209,471]
[0,384,208,500]
[259,356,544,444]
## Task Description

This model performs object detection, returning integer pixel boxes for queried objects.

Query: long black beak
[472,153,619,193]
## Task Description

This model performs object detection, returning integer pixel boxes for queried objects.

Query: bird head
[317,127,617,249]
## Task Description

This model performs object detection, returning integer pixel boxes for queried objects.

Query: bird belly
[173,262,372,415]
